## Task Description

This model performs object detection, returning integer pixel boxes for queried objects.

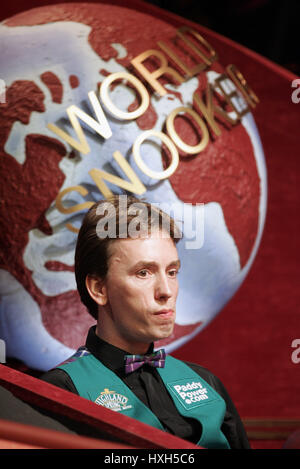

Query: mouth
[154,309,175,319]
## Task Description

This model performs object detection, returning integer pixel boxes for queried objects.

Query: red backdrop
[1,0,299,449]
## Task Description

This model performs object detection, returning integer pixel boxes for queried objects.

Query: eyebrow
[132,259,181,271]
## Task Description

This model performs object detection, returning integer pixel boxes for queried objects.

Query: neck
[95,325,151,355]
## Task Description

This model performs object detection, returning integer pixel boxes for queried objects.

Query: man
[41,195,250,449]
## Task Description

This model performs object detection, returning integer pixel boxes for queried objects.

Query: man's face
[99,231,180,353]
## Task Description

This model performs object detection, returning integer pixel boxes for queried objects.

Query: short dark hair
[75,195,181,319]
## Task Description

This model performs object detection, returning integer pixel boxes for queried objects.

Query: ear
[85,275,108,306]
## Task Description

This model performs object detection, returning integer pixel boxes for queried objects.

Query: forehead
[107,233,179,269]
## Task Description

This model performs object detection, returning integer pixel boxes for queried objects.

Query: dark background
[146,0,300,74]
[1,1,299,75]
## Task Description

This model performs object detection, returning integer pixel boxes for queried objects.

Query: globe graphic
[0,3,267,371]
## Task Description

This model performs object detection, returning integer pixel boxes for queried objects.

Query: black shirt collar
[85,326,154,376]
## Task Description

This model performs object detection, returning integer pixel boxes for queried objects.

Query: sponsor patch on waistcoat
[94,388,133,412]
[167,379,219,410]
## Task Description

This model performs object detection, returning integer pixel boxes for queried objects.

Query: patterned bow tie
[124,349,166,374]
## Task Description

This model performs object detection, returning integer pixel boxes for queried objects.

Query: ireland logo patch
[167,379,219,410]
[95,388,133,412]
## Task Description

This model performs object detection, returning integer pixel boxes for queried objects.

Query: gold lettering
[133,130,179,179]
[131,50,184,96]
[157,40,204,77]
[214,74,249,120]
[55,185,94,214]
[47,91,112,154]
[158,27,218,78]
[194,80,246,128]
[226,64,259,108]
[166,106,209,154]
[100,72,150,120]
[192,84,222,136]
[89,151,146,199]
[55,185,94,233]
[176,27,218,67]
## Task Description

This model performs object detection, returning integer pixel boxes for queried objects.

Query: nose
[154,272,173,301]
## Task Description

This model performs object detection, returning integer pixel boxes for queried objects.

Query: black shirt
[41,326,250,448]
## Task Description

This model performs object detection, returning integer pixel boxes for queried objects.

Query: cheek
[137,290,152,311]
[107,280,149,312]
[174,280,179,298]
[125,287,152,313]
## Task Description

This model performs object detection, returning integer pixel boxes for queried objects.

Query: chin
[152,325,175,342]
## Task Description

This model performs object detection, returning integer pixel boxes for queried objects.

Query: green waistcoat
[58,350,230,449]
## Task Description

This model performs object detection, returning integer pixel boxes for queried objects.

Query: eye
[137,269,150,278]
[168,269,179,277]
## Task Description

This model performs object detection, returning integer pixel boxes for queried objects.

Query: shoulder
[171,358,251,449]
[40,368,78,395]
[169,356,225,392]
[182,360,222,386]
[40,346,93,394]
[179,359,236,407]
